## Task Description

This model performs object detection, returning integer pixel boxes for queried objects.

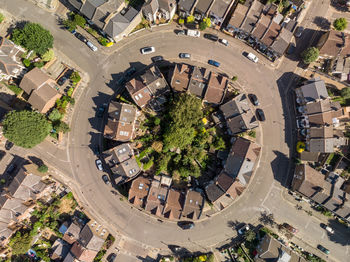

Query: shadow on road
[326,219,350,246]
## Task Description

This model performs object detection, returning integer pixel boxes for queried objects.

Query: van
[325,226,334,234]
[247,52,258,63]
[87,41,98,52]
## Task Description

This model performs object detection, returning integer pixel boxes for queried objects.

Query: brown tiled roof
[292,164,325,197]
[318,30,350,57]
[163,188,185,219]
[170,63,193,92]
[128,176,151,208]
[20,68,51,94]
[308,111,333,125]
[261,21,280,46]
[126,78,152,108]
[252,14,271,39]
[63,221,81,245]
[182,190,204,220]
[70,242,97,262]
[228,3,248,28]
[226,180,245,199]
[204,72,227,104]
[306,99,331,114]
[27,83,61,113]
[144,180,168,216]
[310,126,333,138]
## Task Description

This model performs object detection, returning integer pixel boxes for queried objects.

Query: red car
[283,223,298,234]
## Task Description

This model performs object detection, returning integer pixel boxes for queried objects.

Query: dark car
[96,106,105,118]
[152,56,164,62]
[116,76,126,86]
[57,76,68,86]
[176,30,186,35]
[0,150,5,161]
[256,108,266,121]
[248,94,259,106]
[5,140,14,151]
[177,221,194,230]
[107,253,117,262]
[102,175,110,185]
[204,33,219,42]
[6,164,17,174]
[317,244,330,254]
[125,67,136,77]
[75,32,87,43]
[208,59,220,67]
[294,26,304,38]
[93,145,100,155]
[287,43,296,55]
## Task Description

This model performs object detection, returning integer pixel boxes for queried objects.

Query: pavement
[0,0,348,261]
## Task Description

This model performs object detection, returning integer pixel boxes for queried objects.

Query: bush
[9,231,33,255]
[0,13,4,23]
[70,71,81,83]
[38,164,48,173]
[187,15,195,24]
[333,18,348,31]
[48,108,63,122]
[41,49,54,62]
[63,19,76,32]
[178,18,184,24]
[74,14,86,27]
[23,58,31,67]
[34,61,44,68]
[5,83,22,95]
[301,47,319,64]
[98,37,109,46]
[67,87,74,97]
[232,76,238,81]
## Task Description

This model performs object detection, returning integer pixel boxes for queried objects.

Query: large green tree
[9,231,32,255]
[12,22,53,55]
[301,47,319,64]
[3,110,51,148]
[333,18,348,31]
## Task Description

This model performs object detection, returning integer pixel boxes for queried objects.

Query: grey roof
[81,0,107,20]
[178,0,196,12]
[159,0,176,12]
[104,6,139,38]
[270,28,293,55]
[79,224,105,251]
[195,0,214,14]
[220,94,250,119]
[104,143,133,166]
[309,138,334,153]
[209,0,233,18]
[240,0,263,33]
[143,0,159,16]
[68,0,83,10]
[205,183,225,202]
[51,239,70,260]
[285,19,297,32]
[111,157,141,183]
[0,221,12,240]
[226,111,258,134]
[188,66,210,98]
[300,78,328,102]
[63,252,75,262]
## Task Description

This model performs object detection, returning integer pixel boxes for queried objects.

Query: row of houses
[292,164,350,222]
[295,77,348,160]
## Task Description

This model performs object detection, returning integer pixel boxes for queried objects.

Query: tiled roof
[163,188,185,219]
[228,4,248,28]
[260,21,280,46]
[171,63,193,92]
[220,93,250,119]
[182,190,204,220]
[292,164,325,197]
[204,72,227,104]
[128,176,151,208]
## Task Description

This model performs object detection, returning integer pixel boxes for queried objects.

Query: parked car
[5,140,14,151]
[248,94,259,106]
[256,108,266,121]
[177,221,194,230]
[102,175,110,185]
[116,76,126,86]
[204,33,219,42]
[151,56,164,62]
[95,159,103,171]
[6,164,17,174]
[320,223,334,234]
[87,41,98,51]
[208,59,220,67]
[0,150,5,161]
[125,67,136,77]
[283,223,298,234]
[179,53,191,59]
[107,253,117,262]
[317,244,330,254]
[57,76,68,86]
[247,52,258,63]
[141,46,155,54]
[97,106,105,118]
[219,39,229,46]
[176,30,186,36]
[186,29,200,37]
[237,224,249,235]
[75,32,87,43]
[294,26,304,38]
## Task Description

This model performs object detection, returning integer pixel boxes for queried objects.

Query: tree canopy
[12,22,53,55]
[301,47,319,64]
[3,110,51,148]
[333,18,348,31]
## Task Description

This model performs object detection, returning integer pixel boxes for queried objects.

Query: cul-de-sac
[0,0,349,261]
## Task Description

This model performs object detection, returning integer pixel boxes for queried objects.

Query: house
[19,68,62,113]
[170,63,193,92]
[193,0,215,21]
[104,5,142,42]
[0,37,26,81]
[260,21,280,47]
[216,172,245,200]
[251,14,271,40]
[70,241,98,262]
[68,0,83,10]
[295,77,328,103]
[292,164,325,198]
[163,188,185,219]
[255,234,307,262]
[128,176,152,208]
[103,101,138,141]
[209,0,236,29]
[144,179,168,216]
[317,30,350,58]
[103,143,133,166]
[270,27,293,56]
[178,0,197,17]
[205,183,229,210]
[63,252,76,262]
[51,238,70,261]
[63,221,82,244]
[220,93,251,119]
[331,56,350,81]
[142,0,176,23]
[204,72,228,104]
[240,0,264,34]
[111,156,141,185]
[225,137,261,185]
[226,110,258,134]
[142,0,159,23]
[126,64,170,109]
[188,66,210,98]
[226,3,249,32]
[182,189,204,220]
[79,223,105,252]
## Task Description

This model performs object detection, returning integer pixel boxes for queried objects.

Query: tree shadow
[330,0,349,12]
[5,20,29,37]
[227,220,239,228]
[325,218,350,246]
[313,16,331,30]
[135,256,157,262]
[28,155,44,167]
[258,211,276,228]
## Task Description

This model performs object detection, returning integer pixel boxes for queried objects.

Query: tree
[3,110,51,148]
[11,23,53,55]
[178,18,184,25]
[213,136,226,150]
[156,154,171,174]
[199,17,211,30]
[341,87,350,98]
[38,164,48,173]
[9,231,32,255]
[187,15,195,24]
[244,230,256,242]
[0,13,4,23]
[48,108,63,122]
[63,19,76,31]
[70,71,81,83]
[207,253,214,262]
[333,18,348,31]
[73,14,86,27]
[41,49,54,62]
[54,121,70,133]
[301,47,319,64]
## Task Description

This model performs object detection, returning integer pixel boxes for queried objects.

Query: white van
[247,52,258,63]
[325,226,334,234]
[87,41,98,52]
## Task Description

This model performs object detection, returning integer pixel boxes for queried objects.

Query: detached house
[182,189,204,220]
[203,72,228,104]
[19,68,62,113]
[142,0,176,23]
[144,179,169,216]
[209,0,236,29]
[128,176,152,208]
[103,101,138,141]
[0,37,26,81]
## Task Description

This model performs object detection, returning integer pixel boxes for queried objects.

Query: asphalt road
[1,0,349,261]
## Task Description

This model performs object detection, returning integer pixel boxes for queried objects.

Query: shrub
[0,13,5,23]
[34,61,44,68]
[98,37,109,46]
[178,18,184,24]
[301,47,319,64]
[333,18,348,31]
[38,164,48,173]
[48,108,63,122]
[187,15,195,24]
[73,14,86,27]
[67,87,74,97]
[0,179,5,184]
[5,84,22,95]
[41,49,54,62]
[23,58,31,67]
[232,76,238,81]
[70,71,81,83]
[63,19,76,31]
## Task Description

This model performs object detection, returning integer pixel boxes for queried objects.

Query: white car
[247,52,258,63]
[237,224,250,235]
[87,41,98,52]
[141,46,155,54]
[220,39,229,46]
[95,159,103,171]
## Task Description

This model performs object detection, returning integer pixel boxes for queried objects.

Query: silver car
[95,159,103,171]
[179,53,191,59]
[141,46,155,54]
